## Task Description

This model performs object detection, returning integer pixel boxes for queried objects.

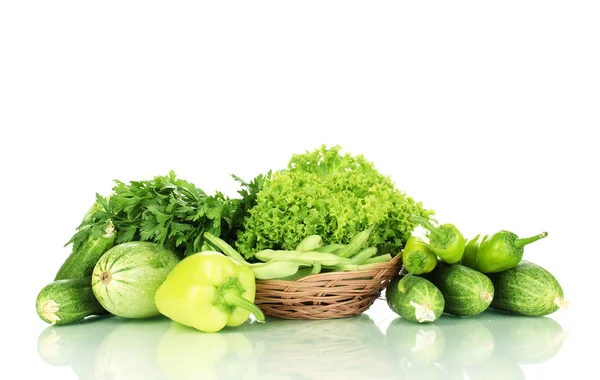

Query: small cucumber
[422,262,494,316]
[55,198,117,280]
[487,260,567,316]
[36,278,107,325]
[386,275,445,323]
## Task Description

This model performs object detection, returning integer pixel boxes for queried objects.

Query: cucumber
[385,275,445,323]
[55,199,117,280]
[422,262,494,316]
[92,241,180,319]
[36,278,107,325]
[487,260,567,316]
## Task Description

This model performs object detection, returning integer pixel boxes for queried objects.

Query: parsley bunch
[66,170,269,258]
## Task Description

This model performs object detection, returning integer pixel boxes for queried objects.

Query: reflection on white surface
[37,302,567,380]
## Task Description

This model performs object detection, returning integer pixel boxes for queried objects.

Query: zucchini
[55,199,117,280]
[92,241,180,318]
[385,275,445,323]
[487,260,567,316]
[36,278,107,325]
[422,262,494,316]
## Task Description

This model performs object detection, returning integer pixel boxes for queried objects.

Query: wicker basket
[254,253,402,319]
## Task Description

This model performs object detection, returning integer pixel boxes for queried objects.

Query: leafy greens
[235,145,434,259]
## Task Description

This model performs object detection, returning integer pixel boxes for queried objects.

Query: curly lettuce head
[236,145,433,259]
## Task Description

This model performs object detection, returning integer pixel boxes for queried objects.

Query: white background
[1,1,599,379]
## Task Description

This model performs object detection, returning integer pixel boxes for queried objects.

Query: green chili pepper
[155,251,265,333]
[409,216,466,264]
[402,236,437,275]
[461,230,548,273]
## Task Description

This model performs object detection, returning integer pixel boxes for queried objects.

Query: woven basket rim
[256,253,402,285]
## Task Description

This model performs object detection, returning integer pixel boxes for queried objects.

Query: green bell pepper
[155,251,265,333]
[402,236,437,275]
[461,230,548,273]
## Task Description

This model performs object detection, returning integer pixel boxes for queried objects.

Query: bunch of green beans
[203,227,394,281]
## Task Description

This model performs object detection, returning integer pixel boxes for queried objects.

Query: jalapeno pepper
[409,216,466,264]
[461,230,548,273]
[154,251,265,333]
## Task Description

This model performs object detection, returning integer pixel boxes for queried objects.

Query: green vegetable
[236,145,433,259]
[255,250,350,267]
[462,230,548,273]
[316,243,346,253]
[350,247,377,264]
[155,251,265,333]
[409,216,465,264]
[487,260,567,316]
[55,199,117,280]
[386,275,445,323]
[385,317,446,366]
[92,241,180,318]
[295,235,323,252]
[36,278,106,325]
[204,232,304,279]
[422,262,494,316]
[401,236,437,275]
[334,226,374,258]
[478,309,568,365]
[66,171,268,259]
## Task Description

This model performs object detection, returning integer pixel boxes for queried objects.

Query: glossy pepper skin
[409,216,466,264]
[155,251,265,333]
[461,231,548,273]
[402,236,437,275]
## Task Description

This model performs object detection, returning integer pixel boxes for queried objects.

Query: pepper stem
[409,215,444,238]
[514,231,548,249]
[222,292,266,323]
[215,277,265,323]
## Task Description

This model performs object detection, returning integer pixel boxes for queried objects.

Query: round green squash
[92,241,180,319]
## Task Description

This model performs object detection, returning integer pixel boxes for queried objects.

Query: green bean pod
[335,226,374,258]
[255,250,350,266]
[295,235,323,252]
[316,244,347,253]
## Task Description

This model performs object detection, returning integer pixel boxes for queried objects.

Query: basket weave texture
[254,253,402,319]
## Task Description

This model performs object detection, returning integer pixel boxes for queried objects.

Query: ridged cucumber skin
[92,241,180,319]
[55,198,116,281]
[423,262,494,316]
[386,275,445,323]
[36,278,107,325]
[487,261,565,316]
[55,231,117,281]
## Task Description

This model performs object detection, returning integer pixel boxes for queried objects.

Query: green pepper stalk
[409,216,466,264]
[155,251,265,333]
[461,230,548,274]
